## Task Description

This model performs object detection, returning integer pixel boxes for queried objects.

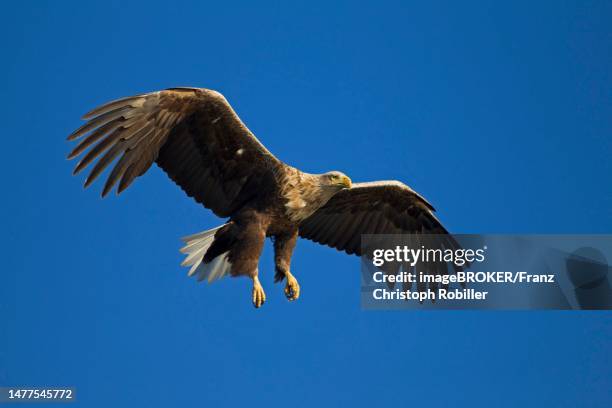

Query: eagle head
[282,170,352,222]
[320,171,352,190]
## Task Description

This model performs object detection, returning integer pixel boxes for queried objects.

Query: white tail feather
[180,224,232,283]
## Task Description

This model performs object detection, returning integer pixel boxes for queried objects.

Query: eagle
[67,87,454,308]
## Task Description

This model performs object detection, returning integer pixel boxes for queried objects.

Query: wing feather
[68,88,282,217]
[67,119,125,159]
[299,181,461,279]
[81,95,145,120]
[299,181,449,256]
[68,106,133,141]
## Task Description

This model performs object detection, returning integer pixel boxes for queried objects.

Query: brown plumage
[68,87,457,308]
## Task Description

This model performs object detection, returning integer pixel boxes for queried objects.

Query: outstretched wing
[299,181,461,292]
[67,87,282,217]
[299,181,454,256]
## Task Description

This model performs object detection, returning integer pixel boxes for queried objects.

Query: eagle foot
[252,277,266,308]
[284,273,300,301]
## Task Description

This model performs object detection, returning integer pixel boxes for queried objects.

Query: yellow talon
[252,277,266,308]
[284,272,301,301]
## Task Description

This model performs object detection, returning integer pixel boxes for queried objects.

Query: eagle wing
[299,181,456,256]
[299,181,462,290]
[68,87,282,217]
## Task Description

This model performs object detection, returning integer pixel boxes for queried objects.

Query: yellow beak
[341,175,352,188]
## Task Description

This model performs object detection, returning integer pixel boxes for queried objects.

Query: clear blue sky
[2,1,611,407]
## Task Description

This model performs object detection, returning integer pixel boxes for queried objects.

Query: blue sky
[2,1,611,406]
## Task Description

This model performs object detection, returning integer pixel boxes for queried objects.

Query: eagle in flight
[68,87,453,308]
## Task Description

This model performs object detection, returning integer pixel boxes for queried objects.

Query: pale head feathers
[281,168,352,222]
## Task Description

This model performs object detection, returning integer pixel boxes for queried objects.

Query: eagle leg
[252,274,266,308]
[273,229,300,301]
[284,272,301,302]
[227,212,268,308]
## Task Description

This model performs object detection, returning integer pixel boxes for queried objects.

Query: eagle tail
[180,224,232,283]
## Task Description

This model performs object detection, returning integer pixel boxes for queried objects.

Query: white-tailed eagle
[68,87,454,308]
